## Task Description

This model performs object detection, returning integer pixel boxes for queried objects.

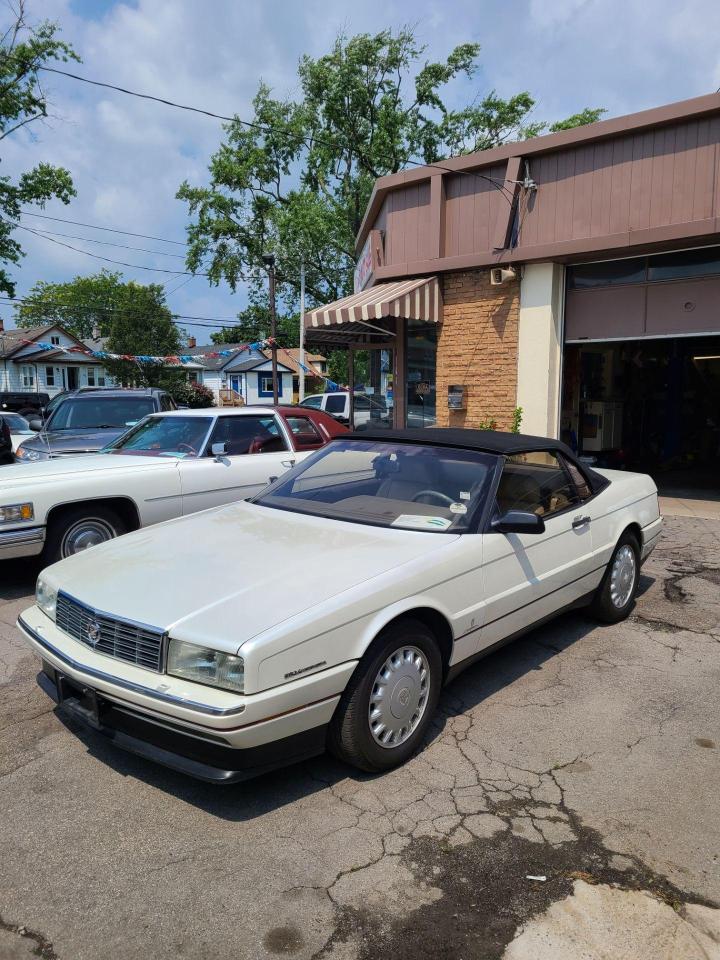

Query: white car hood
[44,501,456,651]
[0,453,177,493]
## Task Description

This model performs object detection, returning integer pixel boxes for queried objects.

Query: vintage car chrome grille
[55,592,164,672]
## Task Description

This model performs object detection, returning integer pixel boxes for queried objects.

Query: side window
[284,415,323,448]
[324,394,346,414]
[160,395,173,412]
[497,451,579,518]
[561,455,592,500]
[300,396,322,409]
[205,415,289,456]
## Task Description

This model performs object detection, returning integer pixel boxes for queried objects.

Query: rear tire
[589,531,640,624]
[328,618,442,773]
[43,505,126,564]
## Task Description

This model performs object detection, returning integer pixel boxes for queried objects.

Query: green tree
[210,299,300,348]
[178,28,603,318]
[0,3,79,296]
[15,269,181,385]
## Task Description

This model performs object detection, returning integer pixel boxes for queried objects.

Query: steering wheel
[411,490,455,507]
[177,442,197,455]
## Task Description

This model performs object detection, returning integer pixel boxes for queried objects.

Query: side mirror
[211,441,228,461]
[28,418,43,432]
[491,510,545,535]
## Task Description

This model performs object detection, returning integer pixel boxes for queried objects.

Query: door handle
[572,515,591,529]
[281,459,296,468]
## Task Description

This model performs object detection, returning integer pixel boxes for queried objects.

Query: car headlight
[15,446,46,461]
[166,639,244,694]
[36,577,58,621]
[0,502,34,523]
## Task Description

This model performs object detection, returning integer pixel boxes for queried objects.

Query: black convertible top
[346,427,610,494]
[347,427,575,457]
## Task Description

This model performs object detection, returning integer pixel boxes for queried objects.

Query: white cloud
[4,0,720,340]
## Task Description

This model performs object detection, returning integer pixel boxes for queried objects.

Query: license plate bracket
[56,673,102,730]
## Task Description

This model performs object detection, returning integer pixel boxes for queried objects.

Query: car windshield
[46,396,156,431]
[1,413,31,431]
[254,439,497,532]
[105,415,213,457]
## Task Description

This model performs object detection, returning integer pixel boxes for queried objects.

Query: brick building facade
[437,270,520,430]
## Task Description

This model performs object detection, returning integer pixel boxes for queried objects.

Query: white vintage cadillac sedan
[0,405,345,564]
[18,428,662,782]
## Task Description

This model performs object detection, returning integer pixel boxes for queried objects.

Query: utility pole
[262,253,279,405]
[299,261,306,402]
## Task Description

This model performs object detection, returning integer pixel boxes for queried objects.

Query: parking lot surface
[1,516,719,959]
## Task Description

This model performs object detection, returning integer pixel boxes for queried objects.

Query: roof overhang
[304,277,442,343]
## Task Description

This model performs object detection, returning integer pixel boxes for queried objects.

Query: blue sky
[4,0,720,342]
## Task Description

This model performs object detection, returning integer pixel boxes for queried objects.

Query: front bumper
[0,525,45,559]
[18,606,356,782]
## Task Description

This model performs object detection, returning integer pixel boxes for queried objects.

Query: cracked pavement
[0,516,719,959]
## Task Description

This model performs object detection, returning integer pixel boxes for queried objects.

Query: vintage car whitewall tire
[589,531,640,624]
[329,618,443,772]
[44,505,127,562]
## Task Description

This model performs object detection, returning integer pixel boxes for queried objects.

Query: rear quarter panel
[589,469,660,566]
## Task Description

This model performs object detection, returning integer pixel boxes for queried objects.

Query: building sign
[354,235,373,293]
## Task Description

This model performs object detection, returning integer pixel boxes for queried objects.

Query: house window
[259,373,283,397]
[50,335,60,346]
[97,370,106,386]
[21,365,35,388]
[45,366,55,387]
[188,370,200,383]
[87,367,97,387]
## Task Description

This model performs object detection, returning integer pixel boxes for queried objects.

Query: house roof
[265,348,327,376]
[189,344,264,371]
[224,356,292,374]
[0,323,63,358]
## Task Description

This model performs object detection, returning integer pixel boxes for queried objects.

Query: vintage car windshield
[46,396,156,431]
[254,439,497,532]
[105,415,213,457]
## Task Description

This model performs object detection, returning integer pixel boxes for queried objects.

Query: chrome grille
[56,592,164,672]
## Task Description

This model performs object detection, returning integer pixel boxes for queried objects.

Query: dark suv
[15,388,176,462]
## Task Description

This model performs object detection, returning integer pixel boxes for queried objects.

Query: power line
[40,65,517,204]
[3,217,209,276]
[0,294,244,328]
[21,224,188,259]
[20,210,187,246]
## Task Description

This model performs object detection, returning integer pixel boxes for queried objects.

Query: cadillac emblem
[85,619,101,647]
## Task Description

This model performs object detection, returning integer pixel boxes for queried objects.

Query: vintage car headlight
[36,577,58,621]
[0,502,34,523]
[15,445,47,462]
[166,639,245,694]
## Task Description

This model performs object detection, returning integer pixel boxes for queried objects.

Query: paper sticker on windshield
[392,514,452,531]
[459,491,471,501]
[449,502,467,514]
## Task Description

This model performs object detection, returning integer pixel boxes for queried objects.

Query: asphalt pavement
[1,516,719,959]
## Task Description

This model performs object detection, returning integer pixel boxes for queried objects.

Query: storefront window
[406,321,437,428]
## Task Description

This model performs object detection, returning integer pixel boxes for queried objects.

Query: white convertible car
[18,428,662,782]
[0,405,345,563]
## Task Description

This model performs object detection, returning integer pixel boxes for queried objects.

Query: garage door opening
[561,336,720,495]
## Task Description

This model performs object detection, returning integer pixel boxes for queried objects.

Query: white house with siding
[0,322,116,396]
[188,344,293,404]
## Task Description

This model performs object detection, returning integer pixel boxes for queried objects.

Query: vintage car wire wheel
[610,543,637,608]
[60,517,117,557]
[368,645,430,748]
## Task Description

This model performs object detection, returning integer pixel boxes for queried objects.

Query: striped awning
[305,276,442,328]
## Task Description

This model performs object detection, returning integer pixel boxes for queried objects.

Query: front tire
[329,619,442,773]
[589,531,640,623]
[43,505,126,563]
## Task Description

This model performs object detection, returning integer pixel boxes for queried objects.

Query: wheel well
[46,497,141,532]
[381,608,454,679]
[622,522,642,548]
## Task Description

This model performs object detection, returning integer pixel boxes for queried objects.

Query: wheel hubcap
[368,645,430,748]
[610,544,636,608]
[62,520,115,556]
